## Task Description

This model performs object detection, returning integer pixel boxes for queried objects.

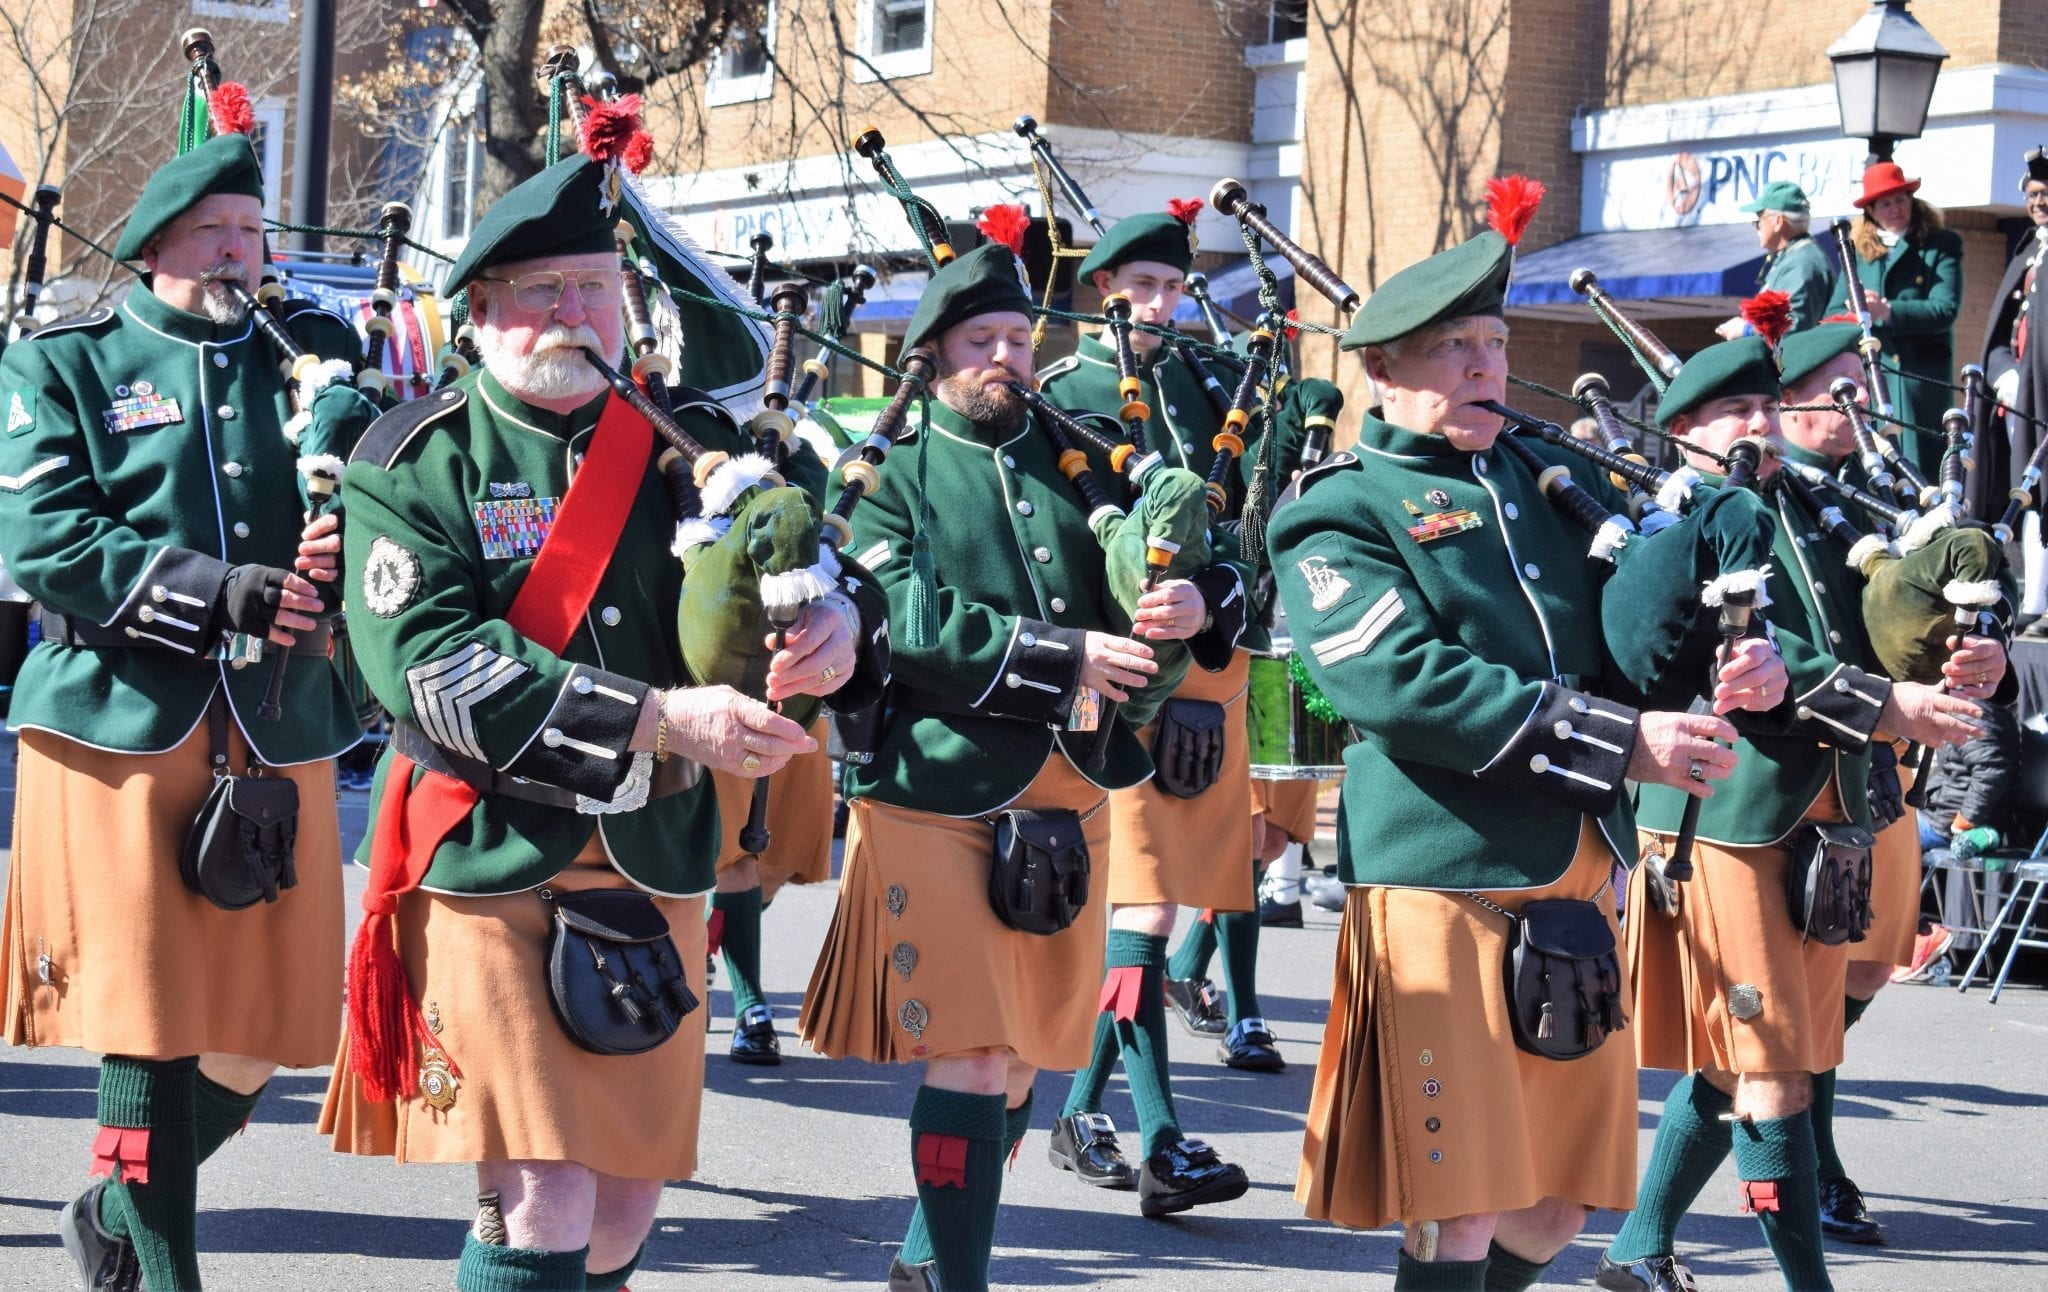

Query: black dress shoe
[1217,1017,1285,1071]
[1594,1252,1699,1292]
[1162,975,1228,1036]
[1258,895,1304,927]
[1138,1138,1250,1218]
[1818,1176,1885,1245]
[1046,1111,1136,1189]
[60,1181,141,1292]
[887,1254,938,1291]
[729,1002,782,1065]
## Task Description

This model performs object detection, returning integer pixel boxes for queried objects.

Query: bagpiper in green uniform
[1845,162,1965,483]
[1035,205,1338,1209]
[317,151,881,1292]
[797,240,1246,1291]
[1727,181,1839,335]
[0,130,376,1291]
[1271,228,1785,1292]
[1600,337,1998,1292]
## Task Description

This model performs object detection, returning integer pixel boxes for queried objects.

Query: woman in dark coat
[1849,160,1964,482]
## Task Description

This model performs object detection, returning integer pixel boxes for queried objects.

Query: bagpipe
[1828,217,1897,424]
[6,184,61,347]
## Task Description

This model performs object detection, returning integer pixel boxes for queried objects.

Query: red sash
[346,393,653,1102]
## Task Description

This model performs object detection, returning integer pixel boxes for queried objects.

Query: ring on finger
[741,753,762,772]
[821,664,837,683]
[1688,760,1706,783]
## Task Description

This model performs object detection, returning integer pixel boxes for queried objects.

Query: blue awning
[1172,255,1294,327]
[1505,225,1767,312]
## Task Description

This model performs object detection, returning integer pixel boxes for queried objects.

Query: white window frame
[706,1,777,107]
[439,119,482,243]
[251,100,285,223]
[191,0,291,23]
[854,0,933,83]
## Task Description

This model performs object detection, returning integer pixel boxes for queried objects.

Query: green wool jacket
[842,398,1158,816]
[1856,228,1964,482]
[340,369,848,897]
[1037,334,1329,653]
[1268,412,1643,891]
[1635,454,1892,845]
[1763,234,1842,333]
[0,286,365,765]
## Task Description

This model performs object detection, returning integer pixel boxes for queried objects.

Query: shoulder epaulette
[20,306,114,341]
[1274,451,1358,512]
[1035,355,1081,384]
[350,387,465,468]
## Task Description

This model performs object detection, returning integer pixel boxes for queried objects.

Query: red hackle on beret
[207,83,255,137]
[1740,290,1795,348]
[1485,175,1546,247]
[579,93,645,167]
[976,202,1032,255]
[1167,197,1204,225]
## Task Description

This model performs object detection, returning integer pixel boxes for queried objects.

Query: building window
[191,0,291,23]
[855,0,933,82]
[1268,0,1307,43]
[707,2,777,107]
[442,121,480,242]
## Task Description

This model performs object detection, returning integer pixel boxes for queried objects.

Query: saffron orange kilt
[1250,776,1322,847]
[711,718,835,902]
[1852,755,1920,968]
[1106,652,1254,911]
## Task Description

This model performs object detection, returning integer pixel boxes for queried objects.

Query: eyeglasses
[479,269,621,314]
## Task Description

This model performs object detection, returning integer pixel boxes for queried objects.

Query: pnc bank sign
[1588,136,1868,232]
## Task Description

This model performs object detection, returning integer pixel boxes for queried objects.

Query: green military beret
[1739,180,1810,216]
[1075,212,1196,283]
[1338,231,1510,351]
[441,155,619,296]
[902,241,1034,352]
[1655,336,1780,428]
[1776,322,1862,394]
[112,133,268,262]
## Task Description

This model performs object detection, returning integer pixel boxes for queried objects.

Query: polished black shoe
[1046,1111,1136,1190]
[728,1002,783,1066]
[1217,1017,1285,1071]
[1162,975,1228,1036]
[886,1254,938,1291]
[1818,1175,1885,1245]
[60,1181,141,1292]
[1258,894,1304,927]
[1138,1138,1250,1218]
[1593,1252,1699,1292]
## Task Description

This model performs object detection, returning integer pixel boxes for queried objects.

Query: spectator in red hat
[1846,160,1963,483]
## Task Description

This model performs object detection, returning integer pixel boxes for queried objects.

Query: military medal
[473,495,559,560]
[102,381,183,435]
[1407,508,1483,543]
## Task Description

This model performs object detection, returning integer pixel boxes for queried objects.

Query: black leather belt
[36,609,333,658]
[389,720,700,810]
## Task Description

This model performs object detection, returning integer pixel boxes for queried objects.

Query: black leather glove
[1867,740,1905,831]
[213,564,293,639]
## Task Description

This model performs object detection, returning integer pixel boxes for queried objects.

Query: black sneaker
[728,1002,782,1065]
[1594,1252,1699,1292]
[1217,1017,1285,1072]
[59,1181,141,1292]
[1045,1111,1136,1189]
[887,1254,938,1291]
[1818,1176,1885,1245]
[1137,1138,1250,1218]
[1161,976,1227,1036]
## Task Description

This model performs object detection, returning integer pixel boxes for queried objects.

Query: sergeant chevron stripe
[1312,588,1402,666]
[407,642,528,762]
[0,455,68,492]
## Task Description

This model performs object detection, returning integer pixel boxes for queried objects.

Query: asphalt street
[1,737,2044,1290]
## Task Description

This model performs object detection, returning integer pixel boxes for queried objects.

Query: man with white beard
[0,129,374,1291]
[317,150,886,1292]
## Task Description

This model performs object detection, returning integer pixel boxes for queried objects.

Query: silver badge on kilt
[1727,983,1763,1020]
[892,941,918,982]
[898,998,929,1040]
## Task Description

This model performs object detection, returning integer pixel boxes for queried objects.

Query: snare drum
[1246,638,1351,780]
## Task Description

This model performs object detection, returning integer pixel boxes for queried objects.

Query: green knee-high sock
[1166,913,1218,982]
[1608,1072,1736,1263]
[900,1091,1035,1267]
[1396,1250,1490,1291]
[1812,994,1874,1183]
[191,1073,263,1166]
[1732,1110,1833,1291]
[1060,1005,1119,1119]
[712,886,767,1017]
[587,1243,643,1292]
[94,1056,200,1291]
[1483,1240,1550,1292]
[908,1086,1008,1292]
[1215,908,1264,1026]
[1105,930,1183,1158]
[455,1233,589,1292]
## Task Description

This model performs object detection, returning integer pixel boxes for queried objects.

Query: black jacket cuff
[973,618,1087,723]
[502,664,652,798]
[1475,681,1638,814]
[1187,562,1248,672]
[1789,663,1891,750]
[109,547,232,655]
[825,576,892,716]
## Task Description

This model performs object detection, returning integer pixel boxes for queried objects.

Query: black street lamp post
[1826,0,1949,164]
